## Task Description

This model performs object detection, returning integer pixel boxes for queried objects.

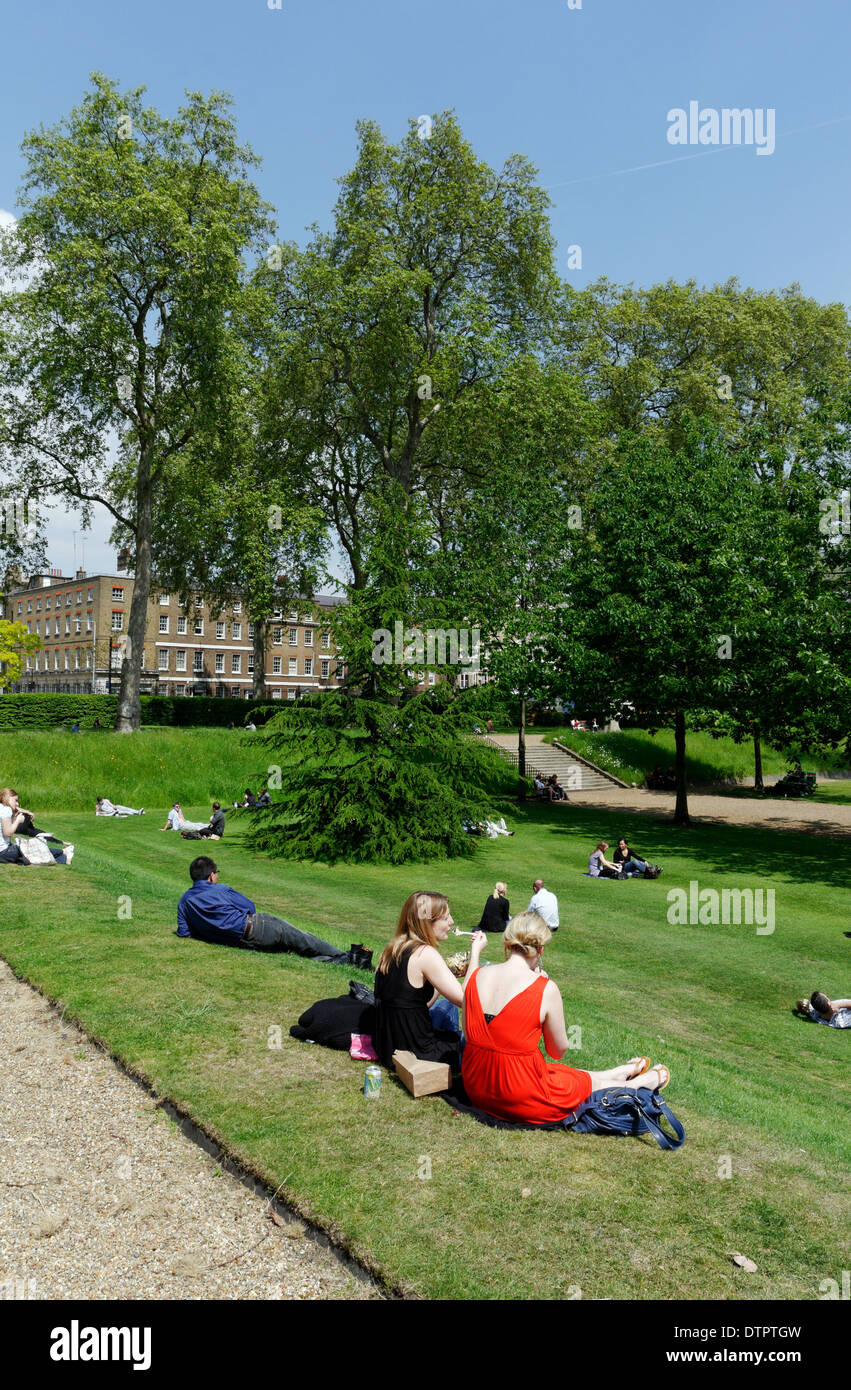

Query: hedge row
[0,693,277,730]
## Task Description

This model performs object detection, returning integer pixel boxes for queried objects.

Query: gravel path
[0,960,379,1301]
[495,735,851,837]
[563,786,851,837]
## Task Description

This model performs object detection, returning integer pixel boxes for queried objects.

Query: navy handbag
[564,1086,685,1150]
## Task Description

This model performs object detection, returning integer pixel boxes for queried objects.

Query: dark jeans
[242,912,350,963]
[0,841,24,864]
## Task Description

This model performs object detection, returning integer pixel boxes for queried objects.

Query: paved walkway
[496,735,851,838]
[0,960,378,1301]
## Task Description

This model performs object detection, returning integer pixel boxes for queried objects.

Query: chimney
[76,567,85,580]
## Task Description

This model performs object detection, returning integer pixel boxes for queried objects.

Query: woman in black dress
[374,892,486,1070]
[477,881,510,933]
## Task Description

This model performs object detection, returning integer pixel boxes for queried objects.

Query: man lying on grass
[795,992,851,1028]
[176,856,369,966]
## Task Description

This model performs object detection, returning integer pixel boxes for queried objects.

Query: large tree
[571,422,806,825]
[0,74,271,729]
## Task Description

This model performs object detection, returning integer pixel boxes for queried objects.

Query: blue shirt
[177,879,256,946]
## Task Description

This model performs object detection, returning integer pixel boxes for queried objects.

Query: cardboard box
[392,1050,451,1098]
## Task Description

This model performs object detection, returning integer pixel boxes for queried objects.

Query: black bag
[290,995,377,1050]
[644,864,662,879]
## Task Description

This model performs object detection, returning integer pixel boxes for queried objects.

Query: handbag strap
[635,1090,685,1150]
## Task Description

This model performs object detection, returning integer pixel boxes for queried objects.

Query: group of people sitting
[0,787,73,865]
[646,765,677,791]
[476,879,559,933]
[372,893,669,1124]
[533,774,568,802]
[231,787,272,810]
[589,839,662,879]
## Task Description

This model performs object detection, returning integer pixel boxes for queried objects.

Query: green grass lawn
[1,743,849,1300]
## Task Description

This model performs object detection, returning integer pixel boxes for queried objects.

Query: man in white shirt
[527,878,559,931]
[796,992,851,1029]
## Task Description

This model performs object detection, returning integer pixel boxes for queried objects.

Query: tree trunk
[252,617,268,700]
[517,697,527,799]
[115,473,152,732]
[673,707,690,826]
[753,729,764,793]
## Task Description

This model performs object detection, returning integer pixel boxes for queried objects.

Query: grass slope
[1,784,849,1300]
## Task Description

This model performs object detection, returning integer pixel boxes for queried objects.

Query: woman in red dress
[461,911,669,1124]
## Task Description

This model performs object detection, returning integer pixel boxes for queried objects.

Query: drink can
[364,1065,382,1099]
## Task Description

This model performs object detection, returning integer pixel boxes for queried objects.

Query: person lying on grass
[176,855,366,965]
[373,892,487,1071]
[460,911,670,1125]
[795,992,851,1028]
[96,796,145,817]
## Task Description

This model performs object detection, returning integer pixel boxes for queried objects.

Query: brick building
[3,568,344,700]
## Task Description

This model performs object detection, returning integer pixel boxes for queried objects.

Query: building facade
[3,568,344,701]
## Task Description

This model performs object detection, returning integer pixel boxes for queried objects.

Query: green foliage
[0,692,275,731]
[0,619,41,687]
[247,690,515,864]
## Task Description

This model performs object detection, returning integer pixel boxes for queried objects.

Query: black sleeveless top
[373,952,460,1069]
[477,894,510,933]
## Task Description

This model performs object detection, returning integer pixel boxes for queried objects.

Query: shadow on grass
[510,799,851,892]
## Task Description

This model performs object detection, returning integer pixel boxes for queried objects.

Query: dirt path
[494,734,851,837]
[563,786,851,837]
[0,960,379,1301]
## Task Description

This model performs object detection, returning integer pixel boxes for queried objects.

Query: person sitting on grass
[547,775,568,802]
[477,881,510,933]
[96,796,145,817]
[177,856,367,964]
[0,789,72,864]
[460,911,670,1125]
[373,892,487,1071]
[255,786,272,808]
[588,841,623,879]
[181,802,225,840]
[795,991,851,1028]
[612,837,659,879]
[232,788,257,810]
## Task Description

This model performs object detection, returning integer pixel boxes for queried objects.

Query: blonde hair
[0,788,16,806]
[492,881,507,899]
[377,891,449,974]
[503,910,552,960]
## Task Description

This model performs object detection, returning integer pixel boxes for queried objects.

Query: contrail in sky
[545,113,851,190]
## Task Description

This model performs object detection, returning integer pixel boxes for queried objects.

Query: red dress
[461,969,592,1124]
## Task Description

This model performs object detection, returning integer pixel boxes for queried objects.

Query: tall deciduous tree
[0,74,272,729]
[571,422,792,825]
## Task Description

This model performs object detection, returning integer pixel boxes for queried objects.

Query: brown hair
[594,840,609,853]
[377,892,449,974]
[503,910,552,960]
[0,788,17,806]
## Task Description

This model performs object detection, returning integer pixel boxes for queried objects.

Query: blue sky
[3,0,850,573]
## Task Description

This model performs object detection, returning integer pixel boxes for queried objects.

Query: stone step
[483,735,628,792]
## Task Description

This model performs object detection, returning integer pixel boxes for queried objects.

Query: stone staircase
[484,735,628,792]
